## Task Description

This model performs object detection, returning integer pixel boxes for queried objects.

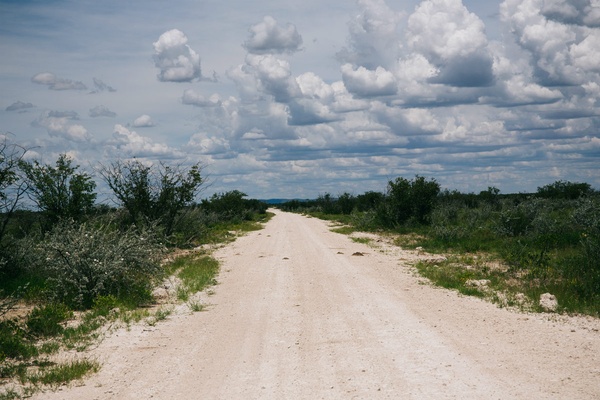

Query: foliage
[0,319,38,361]
[167,254,219,300]
[30,220,165,309]
[287,179,599,316]
[537,180,594,199]
[0,138,28,244]
[100,159,203,236]
[26,303,72,338]
[201,190,267,222]
[19,154,96,229]
[378,175,441,226]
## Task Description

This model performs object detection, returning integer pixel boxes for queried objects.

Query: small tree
[379,175,440,226]
[19,154,96,229]
[100,159,203,236]
[0,138,28,242]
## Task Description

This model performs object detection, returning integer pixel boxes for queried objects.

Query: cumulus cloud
[153,29,202,82]
[336,0,402,69]
[182,89,222,107]
[89,105,116,118]
[187,133,232,156]
[406,0,494,87]
[6,101,34,112]
[341,64,397,97]
[32,110,92,142]
[243,16,303,55]
[111,124,173,157]
[132,114,155,127]
[243,54,300,102]
[31,72,87,90]
[500,0,600,86]
[541,0,600,27]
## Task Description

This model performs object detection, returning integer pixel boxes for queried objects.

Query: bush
[0,319,37,361]
[378,176,440,227]
[26,303,72,338]
[31,220,166,309]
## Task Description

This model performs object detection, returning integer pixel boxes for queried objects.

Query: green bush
[26,303,72,338]
[31,220,166,309]
[0,319,37,361]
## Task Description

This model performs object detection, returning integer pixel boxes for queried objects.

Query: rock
[539,293,558,312]
[352,252,364,256]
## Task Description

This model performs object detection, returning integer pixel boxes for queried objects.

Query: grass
[312,210,600,317]
[351,237,373,245]
[166,254,219,301]
[27,359,100,387]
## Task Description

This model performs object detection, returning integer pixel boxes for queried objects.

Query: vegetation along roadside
[278,177,600,317]
[0,138,271,399]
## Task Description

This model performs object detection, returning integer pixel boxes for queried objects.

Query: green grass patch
[28,359,100,387]
[169,255,219,300]
[331,226,356,235]
[351,237,372,245]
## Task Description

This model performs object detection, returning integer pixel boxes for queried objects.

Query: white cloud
[406,0,494,87]
[341,64,397,97]
[336,0,403,69]
[181,89,222,107]
[132,114,155,127]
[31,72,87,91]
[33,111,92,142]
[244,54,300,102]
[111,124,174,157]
[153,29,202,82]
[243,16,303,55]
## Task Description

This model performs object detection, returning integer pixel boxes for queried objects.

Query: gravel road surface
[35,210,600,399]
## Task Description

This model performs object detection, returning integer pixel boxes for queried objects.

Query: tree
[379,176,440,226]
[19,154,96,228]
[337,192,356,215]
[537,180,594,200]
[0,138,28,242]
[100,159,203,235]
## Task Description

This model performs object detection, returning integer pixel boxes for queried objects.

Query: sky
[1,0,599,200]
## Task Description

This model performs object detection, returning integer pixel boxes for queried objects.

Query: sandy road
[36,210,600,399]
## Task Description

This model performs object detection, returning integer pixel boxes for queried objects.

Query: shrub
[0,319,37,361]
[31,220,166,309]
[26,303,72,338]
[378,176,440,227]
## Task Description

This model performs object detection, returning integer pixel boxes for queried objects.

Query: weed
[188,301,204,312]
[351,237,372,245]
[28,359,100,387]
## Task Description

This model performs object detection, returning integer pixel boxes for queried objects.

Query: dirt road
[36,210,600,399]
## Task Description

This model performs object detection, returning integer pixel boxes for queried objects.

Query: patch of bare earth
[32,210,600,399]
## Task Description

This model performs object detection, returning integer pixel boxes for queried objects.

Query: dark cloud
[31,72,87,91]
[243,16,303,55]
[6,101,34,111]
[287,99,340,126]
[541,0,600,27]
[89,105,116,118]
[428,52,495,87]
[91,78,116,93]
[48,110,79,119]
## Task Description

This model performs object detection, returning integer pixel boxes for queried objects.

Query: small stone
[539,293,558,312]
